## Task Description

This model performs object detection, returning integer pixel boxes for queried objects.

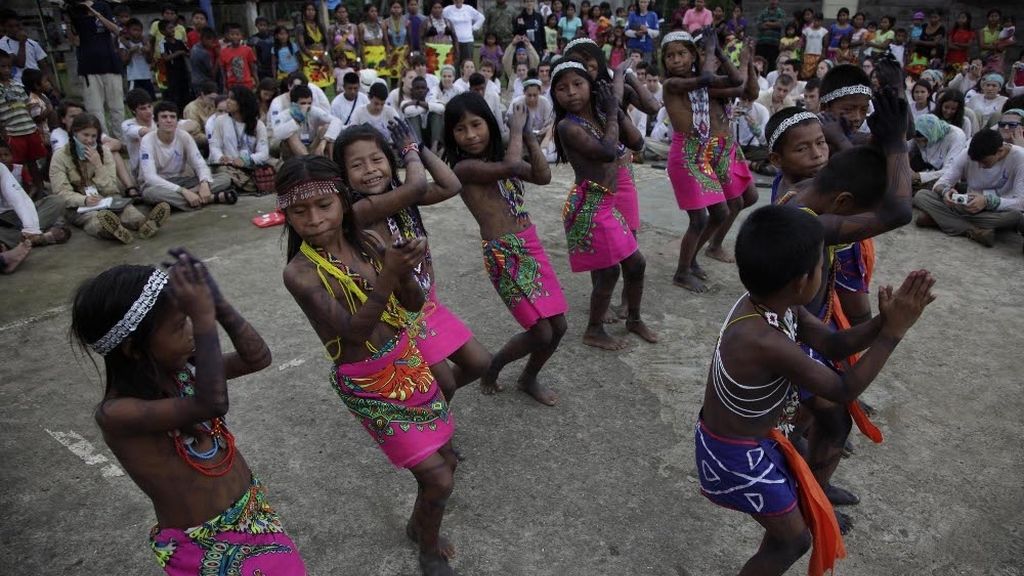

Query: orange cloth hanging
[831,237,883,443]
[769,428,847,576]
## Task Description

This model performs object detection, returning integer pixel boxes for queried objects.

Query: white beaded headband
[90,270,169,356]
[662,31,695,46]
[522,79,542,89]
[552,60,587,78]
[565,37,599,53]
[768,111,819,151]
[819,84,872,105]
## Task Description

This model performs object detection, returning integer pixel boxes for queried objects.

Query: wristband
[401,142,420,157]
[983,190,1001,210]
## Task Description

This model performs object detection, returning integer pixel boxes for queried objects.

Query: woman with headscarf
[966,73,1008,128]
[908,113,967,187]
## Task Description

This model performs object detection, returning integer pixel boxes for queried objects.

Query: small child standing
[444,93,568,404]
[70,251,307,574]
[219,22,258,90]
[552,60,657,349]
[778,24,801,61]
[119,18,155,98]
[334,121,491,401]
[158,20,191,112]
[800,13,828,80]
[280,156,458,576]
[0,52,47,196]
[695,204,934,576]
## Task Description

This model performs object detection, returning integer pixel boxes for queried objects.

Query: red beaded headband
[277,178,343,209]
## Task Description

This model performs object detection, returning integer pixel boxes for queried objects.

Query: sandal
[29,226,72,246]
[213,189,239,205]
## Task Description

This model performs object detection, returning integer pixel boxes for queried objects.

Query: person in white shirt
[443,0,485,65]
[469,72,508,141]
[799,15,828,80]
[756,74,797,114]
[452,59,477,94]
[477,60,504,99]
[437,64,462,105]
[121,88,198,181]
[272,84,343,159]
[386,69,418,111]
[510,80,555,160]
[408,53,440,94]
[0,13,47,82]
[644,107,672,161]
[139,101,233,210]
[401,76,445,152]
[268,72,332,129]
[966,73,1009,129]
[0,159,66,249]
[52,99,138,196]
[908,114,967,187]
[914,128,1024,247]
[331,71,370,127]
[209,86,272,194]
[117,18,155,97]
[349,82,400,141]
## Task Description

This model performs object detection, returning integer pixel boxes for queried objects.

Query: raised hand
[867,91,909,152]
[818,111,851,145]
[167,252,216,322]
[878,270,936,339]
[388,119,418,151]
[167,248,224,309]
[509,102,528,134]
[596,81,618,117]
[701,25,719,52]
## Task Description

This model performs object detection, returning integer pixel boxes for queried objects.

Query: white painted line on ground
[45,429,125,478]
[277,356,308,371]
[0,305,69,333]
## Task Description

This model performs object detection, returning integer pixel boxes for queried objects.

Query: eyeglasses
[998,122,1022,129]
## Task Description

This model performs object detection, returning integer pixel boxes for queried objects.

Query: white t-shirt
[349,104,399,140]
[119,39,153,81]
[0,36,47,81]
[508,94,553,133]
[735,101,771,147]
[442,4,485,43]
[0,163,40,234]
[802,27,827,56]
[209,116,270,165]
[331,92,370,126]
[139,128,213,189]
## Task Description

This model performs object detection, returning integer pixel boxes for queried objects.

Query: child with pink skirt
[444,92,568,405]
[336,122,491,402]
[552,60,658,350]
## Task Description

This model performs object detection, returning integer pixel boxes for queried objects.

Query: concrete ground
[1,164,1022,576]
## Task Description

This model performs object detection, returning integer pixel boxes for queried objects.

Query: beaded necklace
[689,86,711,140]
[497,177,529,221]
[567,112,626,156]
[172,367,237,477]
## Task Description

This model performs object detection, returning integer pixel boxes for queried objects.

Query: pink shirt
[683,8,713,33]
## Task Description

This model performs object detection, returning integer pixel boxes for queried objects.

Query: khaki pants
[0,195,64,248]
[81,73,126,141]
[644,138,670,161]
[913,188,1024,236]
[68,204,147,240]
[141,173,233,211]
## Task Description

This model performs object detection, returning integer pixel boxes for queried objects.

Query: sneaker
[96,210,135,244]
[965,227,994,247]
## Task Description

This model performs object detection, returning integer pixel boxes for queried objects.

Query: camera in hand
[951,192,970,205]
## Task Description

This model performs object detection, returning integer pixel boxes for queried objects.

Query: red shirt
[219,44,256,89]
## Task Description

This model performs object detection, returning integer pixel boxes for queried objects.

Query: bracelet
[983,190,1001,210]
[400,142,420,157]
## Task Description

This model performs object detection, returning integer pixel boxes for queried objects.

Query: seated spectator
[408,53,440,94]
[509,78,554,157]
[272,84,342,159]
[469,72,509,141]
[998,108,1024,147]
[53,100,138,197]
[936,88,975,137]
[967,73,1009,129]
[502,35,540,91]
[478,60,504,98]
[0,53,46,196]
[913,128,1024,247]
[801,76,821,113]
[909,114,967,186]
[399,75,445,153]
[219,22,258,90]
[0,12,48,82]
[733,96,771,173]
[437,64,461,104]
[209,86,272,194]
[644,107,671,162]
[452,59,476,93]
[0,139,68,247]
[331,72,369,127]
[119,18,155,98]
[268,71,331,121]
[122,88,201,180]
[49,113,169,244]
[387,69,418,111]
[348,82,399,141]
[204,95,229,149]
[139,101,234,210]
[257,77,278,124]
[766,58,804,96]
[757,73,796,115]
[183,81,220,150]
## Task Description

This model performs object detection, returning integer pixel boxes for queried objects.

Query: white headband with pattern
[565,37,599,53]
[819,84,872,105]
[768,111,819,151]
[90,269,169,355]
[662,31,695,46]
[552,60,587,78]
[522,79,542,89]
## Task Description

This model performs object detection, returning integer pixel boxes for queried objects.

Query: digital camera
[951,193,970,205]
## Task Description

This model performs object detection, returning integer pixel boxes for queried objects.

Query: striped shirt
[0,80,37,137]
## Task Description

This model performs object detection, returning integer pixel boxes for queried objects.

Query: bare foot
[626,319,658,343]
[479,364,504,395]
[582,325,628,351]
[407,521,456,560]
[704,245,735,263]
[2,241,31,273]
[418,552,455,576]
[690,261,709,280]
[517,373,558,406]
[835,510,853,535]
[673,271,709,293]
[825,484,860,506]
[601,308,619,323]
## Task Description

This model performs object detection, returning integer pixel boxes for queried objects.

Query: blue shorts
[694,421,799,516]
[835,243,868,293]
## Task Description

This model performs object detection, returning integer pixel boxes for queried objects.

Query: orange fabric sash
[831,238,883,444]
[769,428,847,576]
